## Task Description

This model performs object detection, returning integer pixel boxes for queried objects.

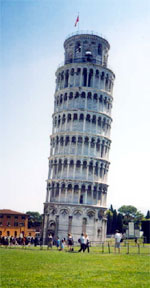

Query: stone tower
[43,32,115,243]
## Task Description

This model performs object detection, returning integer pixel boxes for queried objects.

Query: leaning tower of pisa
[43,32,115,243]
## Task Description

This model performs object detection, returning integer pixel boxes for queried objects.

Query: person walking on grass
[47,234,53,250]
[114,230,122,254]
[78,233,86,252]
[56,237,60,250]
[68,233,74,251]
[85,234,90,253]
[60,239,65,251]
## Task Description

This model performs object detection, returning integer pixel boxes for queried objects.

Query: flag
[75,16,79,27]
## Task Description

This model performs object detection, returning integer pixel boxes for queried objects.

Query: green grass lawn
[0,246,150,288]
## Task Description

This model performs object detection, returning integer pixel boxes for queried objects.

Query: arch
[64,93,67,101]
[101,71,105,80]
[73,209,82,216]
[70,159,74,166]
[62,114,66,124]
[89,161,93,167]
[65,70,69,88]
[73,113,78,121]
[61,182,65,190]
[60,136,64,145]
[92,115,96,124]
[99,95,103,103]
[91,137,95,147]
[75,92,79,98]
[72,136,76,143]
[87,185,91,191]
[56,96,59,105]
[56,136,59,144]
[58,115,61,126]
[76,160,81,167]
[60,94,63,104]
[61,71,64,80]
[69,92,73,99]
[78,136,83,143]
[98,43,102,56]
[83,68,87,86]
[64,159,68,167]
[65,136,70,145]
[68,183,72,190]
[75,41,81,53]
[54,116,57,126]
[86,114,91,122]
[79,113,84,121]
[83,160,87,168]
[93,93,98,100]
[81,185,85,191]
[102,117,106,128]
[95,162,99,174]
[74,184,79,191]
[67,113,72,122]
[60,209,69,216]
[96,69,99,77]
[98,116,101,126]
[84,137,89,144]
[87,92,92,99]
[77,67,81,75]
[104,97,107,104]
[81,91,85,98]
[70,68,74,75]
[88,69,93,87]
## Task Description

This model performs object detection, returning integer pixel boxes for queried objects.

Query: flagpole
[78,12,79,31]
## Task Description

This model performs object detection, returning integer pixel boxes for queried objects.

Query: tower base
[43,202,107,244]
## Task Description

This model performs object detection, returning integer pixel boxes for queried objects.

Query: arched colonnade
[54,90,112,116]
[53,111,112,137]
[48,157,110,183]
[50,134,111,159]
[56,66,114,93]
[46,181,108,206]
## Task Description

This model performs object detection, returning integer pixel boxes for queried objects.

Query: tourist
[47,234,53,249]
[56,237,60,249]
[68,233,74,251]
[85,234,90,253]
[114,230,122,253]
[60,239,64,251]
[78,233,86,252]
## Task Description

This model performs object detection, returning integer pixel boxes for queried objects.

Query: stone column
[55,215,59,238]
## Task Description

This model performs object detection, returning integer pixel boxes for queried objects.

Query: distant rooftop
[0,209,26,215]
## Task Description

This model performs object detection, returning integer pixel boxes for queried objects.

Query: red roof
[0,209,26,216]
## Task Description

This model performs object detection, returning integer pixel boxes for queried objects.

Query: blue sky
[1,0,150,214]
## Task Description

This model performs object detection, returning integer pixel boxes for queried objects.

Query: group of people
[0,235,42,247]
[47,232,90,252]
[1,230,122,253]
[47,233,75,251]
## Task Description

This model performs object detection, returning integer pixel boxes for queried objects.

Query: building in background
[0,209,28,237]
[43,31,115,243]
[0,209,41,238]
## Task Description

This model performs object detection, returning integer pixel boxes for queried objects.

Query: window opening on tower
[75,42,81,53]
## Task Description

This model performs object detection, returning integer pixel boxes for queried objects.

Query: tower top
[64,31,110,67]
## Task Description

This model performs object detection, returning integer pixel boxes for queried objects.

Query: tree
[106,210,113,234]
[116,213,123,233]
[118,205,137,217]
[26,211,42,228]
[118,205,144,229]
[146,210,150,219]
[111,209,117,234]
[110,205,114,213]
